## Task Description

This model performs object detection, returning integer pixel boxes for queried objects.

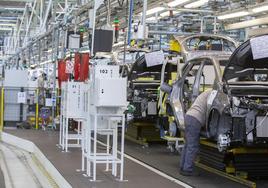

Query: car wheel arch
[206,108,221,139]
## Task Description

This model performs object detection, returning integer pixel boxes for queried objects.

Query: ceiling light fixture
[146,17,157,21]
[252,5,268,13]
[225,16,268,30]
[168,0,191,7]
[0,23,16,27]
[160,11,179,17]
[218,11,249,20]
[0,27,13,31]
[4,7,25,11]
[146,7,165,15]
[0,19,17,22]
[184,0,209,9]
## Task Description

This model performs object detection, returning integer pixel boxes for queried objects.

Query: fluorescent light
[0,23,16,27]
[146,7,165,15]
[0,28,13,31]
[147,17,157,21]
[4,7,25,11]
[160,11,179,17]
[218,11,249,20]
[168,0,191,7]
[46,48,53,53]
[225,16,268,30]
[252,5,268,13]
[0,19,17,22]
[40,60,52,65]
[184,0,209,8]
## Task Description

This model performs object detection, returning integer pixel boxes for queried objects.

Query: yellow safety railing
[35,88,39,130]
[0,87,4,132]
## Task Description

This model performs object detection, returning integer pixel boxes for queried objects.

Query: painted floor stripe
[95,139,192,188]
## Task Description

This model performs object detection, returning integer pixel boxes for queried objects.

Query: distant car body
[174,34,238,62]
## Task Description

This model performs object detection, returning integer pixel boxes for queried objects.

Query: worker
[179,90,212,176]
[206,39,212,50]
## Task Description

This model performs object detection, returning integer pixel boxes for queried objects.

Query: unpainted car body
[128,54,178,122]
[164,36,268,151]
[174,34,238,62]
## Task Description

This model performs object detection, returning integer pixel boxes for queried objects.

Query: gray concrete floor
[123,141,268,188]
[124,141,245,188]
[5,129,268,188]
[0,167,5,188]
[5,129,184,188]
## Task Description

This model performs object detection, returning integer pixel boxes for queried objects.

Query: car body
[127,54,178,122]
[173,34,238,62]
[164,35,268,151]
[164,52,230,128]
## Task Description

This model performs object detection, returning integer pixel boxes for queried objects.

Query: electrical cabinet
[61,81,88,118]
[95,78,127,107]
[94,65,119,79]
[4,69,28,87]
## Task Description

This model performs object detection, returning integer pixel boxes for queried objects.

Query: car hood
[223,35,268,81]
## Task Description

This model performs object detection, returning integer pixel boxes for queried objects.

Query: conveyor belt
[199,144,227,171]
[234,153,268,177]
[199,139,268,178]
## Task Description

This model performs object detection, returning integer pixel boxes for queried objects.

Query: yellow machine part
[169,39,181,53]
[136,77,155,81]
[130,39,136,47]
[200,138,268,154]
[157,72,177,116]
[0,88,4,132]
[170,72,177,82]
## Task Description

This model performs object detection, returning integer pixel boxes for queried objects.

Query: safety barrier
[0,87,40,130]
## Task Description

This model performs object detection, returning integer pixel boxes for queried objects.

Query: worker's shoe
[179,169,200,176]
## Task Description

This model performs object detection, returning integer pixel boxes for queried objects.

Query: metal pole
[142,0,147,39]
[91,2,97,57]
[90,0,104,56]
[107,0,111,25]
[122,0,128,72]
[200,17,204,33]
[41,0,53,31]
[19,87,24,122]
[52,28,59,130]
[24,0,38,46]
[0,87,4,131]
[213,16,217,34]
[127,0,134,45]
[35,88,39,129]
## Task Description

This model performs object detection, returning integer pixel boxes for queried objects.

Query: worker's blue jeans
[180,115,202,172]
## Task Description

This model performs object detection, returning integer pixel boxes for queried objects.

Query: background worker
[180,90,212,176]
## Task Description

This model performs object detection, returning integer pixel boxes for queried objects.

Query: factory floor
[0,168,4,188]
[3,128,268,188]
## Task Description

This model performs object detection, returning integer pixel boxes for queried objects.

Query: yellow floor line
[195,162,256,188]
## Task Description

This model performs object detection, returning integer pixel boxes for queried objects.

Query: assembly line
[0,0,268,188]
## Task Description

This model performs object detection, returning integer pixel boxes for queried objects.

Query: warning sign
[66,60,74,74]
[17,92,27,103]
